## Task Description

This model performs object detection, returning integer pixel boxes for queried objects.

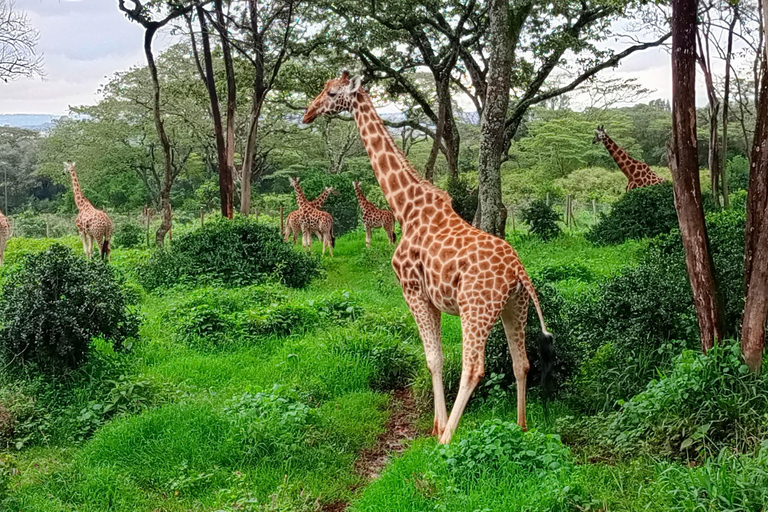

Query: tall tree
[741,0,768,371]
[0,0,42,82]
[670,0,725,351]
[118,0,196,245]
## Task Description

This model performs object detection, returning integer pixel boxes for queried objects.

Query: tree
[670,0,725,352]
[0,0,42,82]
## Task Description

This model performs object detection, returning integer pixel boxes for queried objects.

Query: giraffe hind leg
[500,289,531,431]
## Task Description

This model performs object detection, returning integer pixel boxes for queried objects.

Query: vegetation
[521,199,561,241]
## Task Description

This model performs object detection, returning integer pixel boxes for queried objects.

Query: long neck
[354,186,375,210]
[309,189,331,208]
[351,91,422,219]
[602,135,633,178]
[292,182,310,208]
[69,171,91,210]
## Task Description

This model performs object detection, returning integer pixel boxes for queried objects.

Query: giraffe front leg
[365,225,372,249]
[80,233,89,258]
[500,290,531,431]
[404,290,448,438]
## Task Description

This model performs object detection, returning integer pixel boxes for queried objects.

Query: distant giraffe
[64,162,113,261]
[0,209,10,266]
[289,177,335,256]
[284,186,337,244]
[593,125,664,191]
[353,181,396,248]
[303,71,553,444]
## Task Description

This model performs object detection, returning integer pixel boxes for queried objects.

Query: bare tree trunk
[721,4,738,209]
[670,0,725,351]
[215,0,235,219]
[474,0,509,237]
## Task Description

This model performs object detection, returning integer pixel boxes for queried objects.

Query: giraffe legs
[405,291,448,437]
[439,310,497,444]
[500,290,531,431]
[80,233,91,259]
[365,225,372,249]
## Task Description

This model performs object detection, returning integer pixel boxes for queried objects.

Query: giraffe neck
[310,189,331,208]
[291,182,311,209]
[68,170,91,211]
[602,135,634,180]
[354,186,375,211]
[351,91,426,221]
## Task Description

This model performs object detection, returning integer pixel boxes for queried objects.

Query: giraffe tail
[388,229,396,244]
[101,239,111,262]
[331,223,335,248]
[520,274,555,401]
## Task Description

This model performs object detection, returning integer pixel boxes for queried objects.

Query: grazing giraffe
[284,186,337,244]
[303,71,553,444]
[353,181,397,248]
[288,177,335,257]
[0,209,10,266]
[593,125,664,191]
[64,162,114,261]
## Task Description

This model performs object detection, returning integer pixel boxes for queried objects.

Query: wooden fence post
[280,206,284,235]
[200,208,205,228]
[510,205,516,233]
[592,199,597,224]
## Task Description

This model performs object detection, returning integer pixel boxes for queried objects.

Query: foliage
[112,223,143,249]
[0,244,138,374]
[445,174,478,223]
[521,199,561,241]
[727,155,750,191]
[138,217,319,290]
[553,167,627,203]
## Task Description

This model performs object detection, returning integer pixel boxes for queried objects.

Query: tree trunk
[215,0,235,219]
[670,0,725,352]
[474,0,509,237]
[721,4,738,209]
[741,53,768,371]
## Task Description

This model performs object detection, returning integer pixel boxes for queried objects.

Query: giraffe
[0,209,10,266]
[288,177,335,257]
[64,162,114,261]
[593,125,665,191]
[303,71,554,444]
[284,186,337,244]
[353,181,397,248]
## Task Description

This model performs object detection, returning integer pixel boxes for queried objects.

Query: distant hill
[0,114,65,132]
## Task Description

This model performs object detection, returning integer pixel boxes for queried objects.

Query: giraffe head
[64,161,76,175]
[325,186,339,196]
[592,125,607,144]
[302,71,363,124]
[289,176,300,187]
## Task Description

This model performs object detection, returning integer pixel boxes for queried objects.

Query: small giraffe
[353,181,396,248]
[288,177,335,257]
[64,162,114,261]
[0,209,10,266]
[593,125,664,191]
[284,186,337,244]
[303,71,553,444]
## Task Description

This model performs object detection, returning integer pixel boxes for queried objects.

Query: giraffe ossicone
[593,125,664,191]
[303,71,554,444]
[64,161,114,261]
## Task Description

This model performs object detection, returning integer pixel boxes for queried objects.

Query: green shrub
[309,290,363,322]
[532,262,595,283]
[138,217,319,290]
[445,175,478,223]
[521,199,561,241]
[332,332,420,391]
[295,171,358,236]
[240,303,319,337]
[174,303,232,346]
[560,344,768,459]
[112,223,143,249]
[0,244,139,374]
[727,155,750,191]
[586,182,677,244]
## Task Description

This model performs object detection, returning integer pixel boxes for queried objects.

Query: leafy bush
[240,303,319,338]
[113,223,143,248]
[586,181,677,244]
[727,155,750,191]
[295,171,358,236]
[521,199,561,241]
[445,175,478,223]
[138,217,319,290]
[332,332,420,391]
[0,244,139,373]
[560,344,768,459]
[309,290,363,322]
[174,303,232,346]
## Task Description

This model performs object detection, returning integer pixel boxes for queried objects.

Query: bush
[587,182,678,244]
[727,155,749,191]
[334,334,420,392]
[113,223,143,249]
[445,175,478,223]
[295,171,358,236]
[239,303,319,338]
[138,217,319,290]
[521,199,561,241]
[0,244,139,373]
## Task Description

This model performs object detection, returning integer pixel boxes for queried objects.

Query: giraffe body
[289,177,335,256]
[65,162,114,261]
[0,211,10,266]
[303,72,553,444]
[284,186,336,244]
[353,181,396,247]
[593,125,664,191]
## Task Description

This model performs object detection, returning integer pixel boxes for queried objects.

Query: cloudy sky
[1,1,691,115]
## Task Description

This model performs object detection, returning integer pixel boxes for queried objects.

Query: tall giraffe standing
[64,162,114,261]
[284,186,337,244]
[303,71,553,444]
[0,209,10,266]
[353,181,396,248]
[288,177,335,256]
[593,125,664,191]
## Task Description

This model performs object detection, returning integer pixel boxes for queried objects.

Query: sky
[0,1,704,116]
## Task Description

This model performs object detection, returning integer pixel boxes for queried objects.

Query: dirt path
[322,388,421,511]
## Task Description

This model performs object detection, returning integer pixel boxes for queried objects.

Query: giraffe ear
[348,76,362,94]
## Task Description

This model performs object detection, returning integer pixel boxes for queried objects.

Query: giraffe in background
[593,125,664,191]
[303,71,553,444]
[284,186,337,244]
[353,181,396,248]
[288,177,335,256]
[64,162,114,261]
[0,209,10,266]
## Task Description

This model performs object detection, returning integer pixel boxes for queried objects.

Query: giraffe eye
[328,89,338,97]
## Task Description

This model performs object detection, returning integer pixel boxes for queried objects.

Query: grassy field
[0,228,765,511]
